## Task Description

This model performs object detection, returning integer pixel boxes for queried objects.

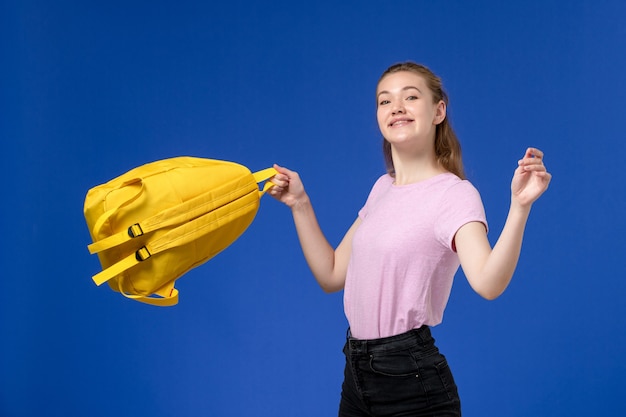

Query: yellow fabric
[84,157,276,306]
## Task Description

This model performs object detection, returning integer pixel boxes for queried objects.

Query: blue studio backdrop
[2,1,625,416]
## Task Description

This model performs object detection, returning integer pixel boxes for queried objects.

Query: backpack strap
[91,190,260,287]
[88,167,277,255]
[91,168,276,293]
[117,281,179,307]
[253,167,278,195]
[88,180,251,254]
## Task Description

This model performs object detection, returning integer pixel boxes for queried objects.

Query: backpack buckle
[135,246,151,262]
[128,223,144,238]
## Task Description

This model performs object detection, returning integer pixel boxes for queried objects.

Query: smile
[389,117,414,127]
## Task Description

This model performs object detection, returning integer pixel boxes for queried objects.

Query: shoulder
[358,174,393,218]
[438,174,482,199]
[434,174,488,246]
[436,174,486,223]
[368,173,394,195]
[373,173,394,187]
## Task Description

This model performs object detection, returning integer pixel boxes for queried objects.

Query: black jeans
[339,326,461,417]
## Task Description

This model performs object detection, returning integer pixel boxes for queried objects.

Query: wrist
[509,198,532,217]
[290,193,311,212]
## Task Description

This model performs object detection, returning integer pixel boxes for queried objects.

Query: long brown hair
[378,62,465,180]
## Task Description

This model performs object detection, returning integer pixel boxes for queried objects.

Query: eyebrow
[377,85,423,99]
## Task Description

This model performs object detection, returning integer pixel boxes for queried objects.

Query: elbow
[475,286,505,301]
[320,282,343,294]
[470,279,505,300]
[479,291,501,301]
[467,272,511,300]
[317,274,345,294]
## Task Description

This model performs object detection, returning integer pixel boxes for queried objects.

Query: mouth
[389,117,414,127]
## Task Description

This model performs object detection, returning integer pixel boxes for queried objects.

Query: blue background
[2,1,625,416]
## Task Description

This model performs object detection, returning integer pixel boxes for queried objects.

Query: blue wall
[2,1,625,416]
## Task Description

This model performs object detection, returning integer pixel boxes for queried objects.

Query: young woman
[268,62,551,417]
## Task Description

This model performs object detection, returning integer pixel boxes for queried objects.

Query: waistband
[346,326,433,355]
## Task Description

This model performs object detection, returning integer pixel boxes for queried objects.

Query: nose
[391,102,405,115]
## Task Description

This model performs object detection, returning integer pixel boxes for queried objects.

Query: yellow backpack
[84,157,276,307]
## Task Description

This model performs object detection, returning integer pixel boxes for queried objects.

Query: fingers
[518,147,548,174]
[268,164,309,208]
[271,163,292,188]
[518,158,546,173]
[273,163,300,178]
[516,148,553,192]
[524,147,544,159]
[268,163,303,200]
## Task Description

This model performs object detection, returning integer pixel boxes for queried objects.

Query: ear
[433,100,446,125]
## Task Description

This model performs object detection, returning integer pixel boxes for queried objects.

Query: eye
[378,99,390,106]
[406,95,418,101]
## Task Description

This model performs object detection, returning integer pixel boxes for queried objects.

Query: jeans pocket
[368,350,420,377]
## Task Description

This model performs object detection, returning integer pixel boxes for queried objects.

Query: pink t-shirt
[344,173,487,339]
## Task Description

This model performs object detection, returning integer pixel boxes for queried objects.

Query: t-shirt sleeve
[435,180,488,251]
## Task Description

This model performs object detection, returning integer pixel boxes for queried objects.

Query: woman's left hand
[511,147,552,207]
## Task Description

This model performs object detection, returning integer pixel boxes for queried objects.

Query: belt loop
[346,328,355,352]
[417,325,430,343]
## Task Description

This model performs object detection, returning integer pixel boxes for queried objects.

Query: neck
[391,147,446,185]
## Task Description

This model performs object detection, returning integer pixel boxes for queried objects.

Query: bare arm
[268,164,358,292]
[455,148,552,300]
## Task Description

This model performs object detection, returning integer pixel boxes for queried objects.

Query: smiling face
[376,71,446,153]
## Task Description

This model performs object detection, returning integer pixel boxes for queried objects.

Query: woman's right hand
[268,164,308,209]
